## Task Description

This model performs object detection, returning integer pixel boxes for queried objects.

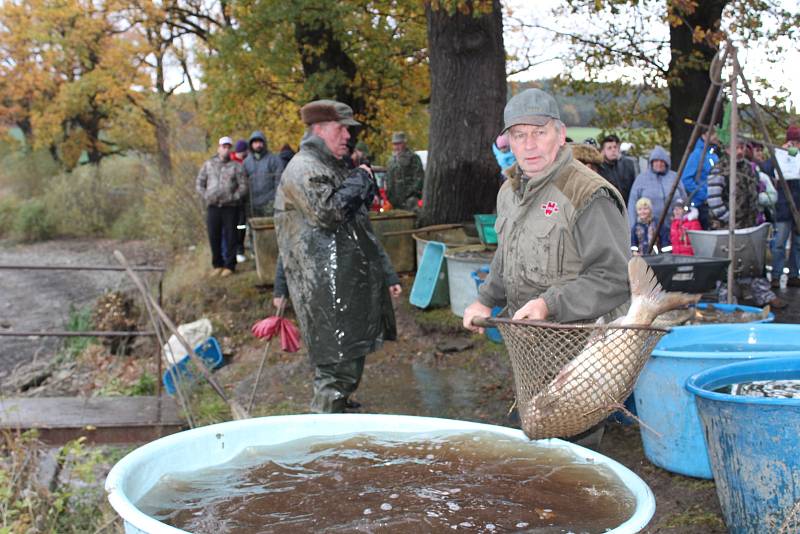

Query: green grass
[567,126,602,143]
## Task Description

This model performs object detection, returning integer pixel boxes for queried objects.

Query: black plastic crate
[643,254,731,293]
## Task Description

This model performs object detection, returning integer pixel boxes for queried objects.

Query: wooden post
[726,49,738,304]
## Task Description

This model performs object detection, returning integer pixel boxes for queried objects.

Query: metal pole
[0,264,165,272]
[727,49,739,304]
[0,330,155,337]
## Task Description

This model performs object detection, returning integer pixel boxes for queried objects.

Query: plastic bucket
[106,414,655,534]
[686,357,800,533]
[634,323,800,478]
[444,247,493,317]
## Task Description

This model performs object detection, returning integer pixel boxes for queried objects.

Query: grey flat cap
[502,88,561,132]
[391,132,407,144]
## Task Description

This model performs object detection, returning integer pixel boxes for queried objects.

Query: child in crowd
[670,200,702,256]
[631,197,658,255]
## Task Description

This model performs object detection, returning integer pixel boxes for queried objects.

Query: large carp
[521,256,700,439]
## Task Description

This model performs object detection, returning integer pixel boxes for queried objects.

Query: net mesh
[493,318,667,439]
[779,499,800,534]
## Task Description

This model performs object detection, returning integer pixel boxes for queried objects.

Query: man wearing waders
[463,88,630,443]
[274,100,402,413]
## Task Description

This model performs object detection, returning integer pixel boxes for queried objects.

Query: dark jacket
[243,130,287,215]
[598,156,636,203]
[274,134,398,365]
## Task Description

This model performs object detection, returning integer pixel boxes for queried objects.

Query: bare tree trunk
[667,0,728,164]
[420,0,506,226]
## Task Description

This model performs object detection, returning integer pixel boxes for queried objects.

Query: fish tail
[629,256,701,323]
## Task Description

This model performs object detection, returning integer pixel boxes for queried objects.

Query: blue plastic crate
[162,337,223,396]
[410,241,448,308]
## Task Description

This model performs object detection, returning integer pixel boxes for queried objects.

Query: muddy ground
[4,238,800,532]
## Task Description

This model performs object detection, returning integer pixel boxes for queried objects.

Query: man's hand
[512,298,548,321]
[389,284,402,298]
[463,301,492,333]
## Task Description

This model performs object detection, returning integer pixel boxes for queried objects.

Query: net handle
[471,316,669,333]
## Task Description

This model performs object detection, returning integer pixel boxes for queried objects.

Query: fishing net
[487,318,668,440]
[779,499,800,534]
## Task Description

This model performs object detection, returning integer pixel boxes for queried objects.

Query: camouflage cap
[391,132,407,144]
[300,99,361,126]
[502,88,561,132]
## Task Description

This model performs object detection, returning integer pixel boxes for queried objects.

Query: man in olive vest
[463,89,630,445]
[464,88,630,328]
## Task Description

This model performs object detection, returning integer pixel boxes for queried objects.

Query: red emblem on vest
[541,201,559,216]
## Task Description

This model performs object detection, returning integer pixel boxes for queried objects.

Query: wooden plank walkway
[0,396,185,445]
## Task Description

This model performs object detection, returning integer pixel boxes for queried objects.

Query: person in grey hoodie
[243,130,287,217]
[627,146,686,248]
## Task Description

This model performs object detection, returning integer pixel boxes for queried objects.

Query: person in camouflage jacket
[707,140,760,230]
[196,136,248,275]
[385,132,424,210]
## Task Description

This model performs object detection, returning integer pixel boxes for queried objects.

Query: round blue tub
[687,357,800,533]
[106,414,656,533]
[634,323,800,478]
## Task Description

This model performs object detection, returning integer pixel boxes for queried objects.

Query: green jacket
[274,134,398,365]
[478,146,630,323]
[386,148,424,208]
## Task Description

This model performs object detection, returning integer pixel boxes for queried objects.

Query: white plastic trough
[106,414,656,533]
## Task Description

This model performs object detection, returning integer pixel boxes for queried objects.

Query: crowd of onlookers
[195,115,799,309]
[194,130,425,278]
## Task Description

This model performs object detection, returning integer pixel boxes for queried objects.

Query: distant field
[566,126,601,143]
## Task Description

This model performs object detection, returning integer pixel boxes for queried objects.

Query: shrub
[13,198,55,242]
[0,196,20,237]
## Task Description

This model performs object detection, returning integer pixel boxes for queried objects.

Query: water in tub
[137,431,636,533]
[726,380,800,399]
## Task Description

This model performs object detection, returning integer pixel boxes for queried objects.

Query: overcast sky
[503,0,800,109]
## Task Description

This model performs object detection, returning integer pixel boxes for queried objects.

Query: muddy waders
[310,356,366,413]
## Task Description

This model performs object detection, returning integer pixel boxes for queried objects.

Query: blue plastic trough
[634,323,800,478]
[687,357,800,533]
[106,414,656,534]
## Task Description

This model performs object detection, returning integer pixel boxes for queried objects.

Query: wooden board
[0,396,185,445]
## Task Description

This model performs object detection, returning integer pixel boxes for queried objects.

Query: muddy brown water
[137,431,636,533]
